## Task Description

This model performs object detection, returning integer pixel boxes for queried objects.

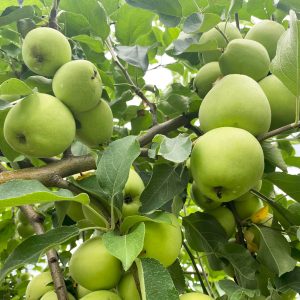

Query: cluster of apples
[190,20,290,238]
[3,27,113,158]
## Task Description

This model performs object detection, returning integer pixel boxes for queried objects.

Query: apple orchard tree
[0,0,300,299]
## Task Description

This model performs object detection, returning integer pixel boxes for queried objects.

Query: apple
[191,182,221,211]
[193,62,222,98]
[17,223,35,238]
[118,272,141,300]
[244,226,260,253]
[40,291,75,300]
[245,20,285,60]
[141,212,182,267]
[69,237,122,290]
[207,207,236,237]
[219,39,270,81]
[74,99,113,147]
[25,271,53,300]
[199,22,242,63]
[259,75,296,130]
[24,76,53,93]
[4,93,75,158]
[52,60,102,113]
[66,201,85,222]
[122,168,145,217]
[234,180,262,202]
[199,74,271,136]
[22,27,71,77]
[180,292,213,300]
[186,158,193,182]
[80,290,121,300]
[77,285,92,298]
[190,127,264,202]
[234,197,264,220]
[0,94,21,102]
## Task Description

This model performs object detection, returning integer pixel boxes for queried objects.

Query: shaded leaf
[275,266,300,293]
[0,78,32,96]
[183,13,220,34]
[0,6,34,27]
[262,142,287,172]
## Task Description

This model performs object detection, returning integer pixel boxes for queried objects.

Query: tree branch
[49,0,61,29]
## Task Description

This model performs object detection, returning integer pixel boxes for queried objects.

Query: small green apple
[234,197,264,220]
[193,62,222,98]
[77,285,92,298]
[74,99,113,147]
[80,290,122,300]
[199,74,271,136]
[141,212,182,267]
[24,76,53,93]
[53,60,102,113]
[234,181,262,202]
[190,127,264,202]
[22,27,71,77]
[245,20,285,60]
[4,93,76,158]
[118,272,141,300]
[25,271,53,300]
[40,291,75,300]
[17,223,35,238]
[69,237,122,291]
[66,201,85,222]
[180,292,213,300]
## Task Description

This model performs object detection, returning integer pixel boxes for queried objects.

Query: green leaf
[219,280,259,300]
[0,180,89,208]
[278,0,300,12]
[140,164,189,213]
[271,10,300,97]
[0,6,34,27]
[262,142,287,172]
[275,266,300,293]
[183,13,220,34]
[167,260,186,295]
[136,258,179,300]
[255,226,296,276]
[103,222,145,271]
[0,79,32,96]
[0,226,79,281]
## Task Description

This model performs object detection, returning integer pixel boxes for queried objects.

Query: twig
[19,205,68,300]
[215,25,229,44]
[235,13,240,31]
[184,123,203,136]
[49,0,61,29]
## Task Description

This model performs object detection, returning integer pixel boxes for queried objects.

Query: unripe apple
[199,74,271,136]
[25,271,53,300]
[208,207,236,237]
[67,201,85,222]
[259,75,296,130]
[22,27,71,76]
[118,272,141,300]
[234,197,264,220]
[80,290,121,300]
[77,285,92,298]
[191,127,264,202]
[24,76,53,93]
[245,20,285,60]
[193,62,222,98]
[141,212,182,267]
[4,93,76,158]
[53,60,102,113]
[74,99,113,147]
[180,292,213,300]
[219,39,270,81]
[69,237,122,291]
[122,168,145,217]
[199,22,242,63]
[234,181,262,202]
[17,223,35,238]
[40,291,75,300]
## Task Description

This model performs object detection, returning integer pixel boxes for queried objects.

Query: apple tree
[0,0,300,299]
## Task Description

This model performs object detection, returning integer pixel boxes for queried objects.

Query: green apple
[141,212,182,267]
[122,168,145,217]
[190,127,264,202]
[199,22,242,63]
[199,74,271,136]
[245,20,285,60]
[208,207,236,237]
[24,76,53,93]
[118,272,141,300]
[234,197,264,220]
[53,60,102,113]
[81,291,121,300]
[244,226,260,253]
[219,39,270,81]
[22,27,71,77]
[40,291,75,300]
[25,271,53,300]
[74,99,113,147]
[193,62,222,98]
[180,292,213,300]
[0,94,21,102]
[4,93,75,158]
[77,285,92,298]
[191,182,221,211]
[67,201,85,222]
[259,75,296,130]
[234,180,262,202]
[17,223,35,238]
[69,237,122,290]
[186,158,193,182]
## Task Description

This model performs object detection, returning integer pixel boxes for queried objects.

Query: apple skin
[234,180,262,202]
[67,201,85,222]
[208,207,236,238]
[219,39,270,82]
[118,272,141,300]
[259,75,296,130]
[22,27,71,77]
[77,285,92,298]
[190,127,264,202]
[74,99,113,147]
[199,74,271,136]
[122,168,145,217]
[69,237,122,291]
[180,292,213,300]
[25,272,53,300]
[4,93,75,158]
[191,182,221,211]
[141,212,182,267]
[245,20,285,60]
[17,223,35,238]
[199,22,242,63]
[234,197,264,220]
[24,76,53,93]
[193,62,222,98]
[53,60,102,113]
[40,291,75,300]
[80,290,122,300]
